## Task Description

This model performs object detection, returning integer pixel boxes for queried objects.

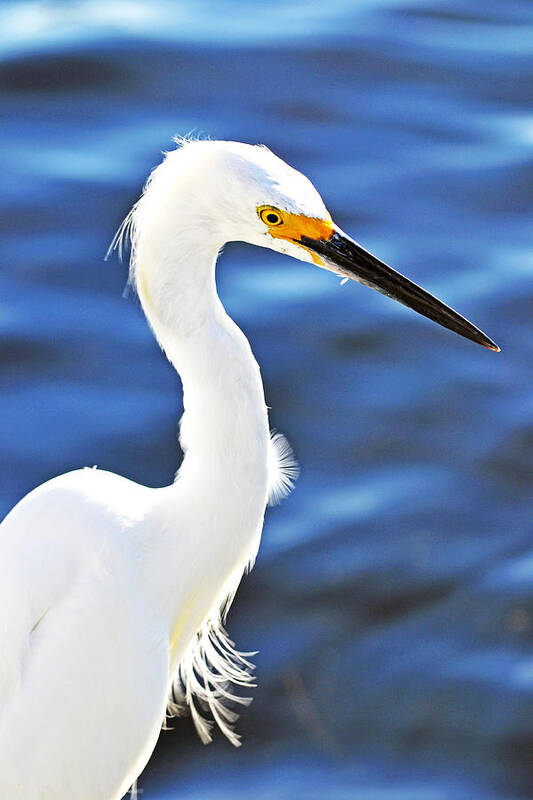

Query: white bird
[0,138,498,800]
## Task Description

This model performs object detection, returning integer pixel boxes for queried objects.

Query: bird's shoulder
[0,467,154,605]
[2,467,152,544]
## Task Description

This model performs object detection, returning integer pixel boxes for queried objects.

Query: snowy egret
[0,139,498,799]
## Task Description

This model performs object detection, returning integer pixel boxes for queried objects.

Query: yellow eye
[258,206,284,227]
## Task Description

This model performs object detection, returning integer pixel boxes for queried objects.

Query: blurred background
[1,0,533,797]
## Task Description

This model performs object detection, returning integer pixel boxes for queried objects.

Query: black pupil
[266,213,279,224]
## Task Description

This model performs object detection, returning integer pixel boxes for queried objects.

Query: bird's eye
[258,206,284,227]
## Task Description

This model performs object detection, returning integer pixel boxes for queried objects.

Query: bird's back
[0,468,170,800]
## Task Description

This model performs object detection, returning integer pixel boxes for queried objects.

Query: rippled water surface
[2,1,533,797]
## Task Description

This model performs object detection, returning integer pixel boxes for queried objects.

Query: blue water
[1,1,533,797]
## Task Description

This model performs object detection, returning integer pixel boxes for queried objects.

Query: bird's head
[119,138,498,351]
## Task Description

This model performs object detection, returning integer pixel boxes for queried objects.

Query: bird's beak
[297,226,499,352]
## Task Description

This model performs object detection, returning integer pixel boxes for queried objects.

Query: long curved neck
[136,232,269,483]
[136,234,270,593]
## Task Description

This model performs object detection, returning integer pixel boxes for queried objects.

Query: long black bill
[300,230,499,351]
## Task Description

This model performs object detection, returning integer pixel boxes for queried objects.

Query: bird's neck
[136,237,270,624]
[137,233,269,472]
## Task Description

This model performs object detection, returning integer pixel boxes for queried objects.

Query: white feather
[167,610,255,747]
[268,430,300,506]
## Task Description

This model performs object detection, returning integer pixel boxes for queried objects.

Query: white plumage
[0,138,497,799]
[0,140,321,799]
